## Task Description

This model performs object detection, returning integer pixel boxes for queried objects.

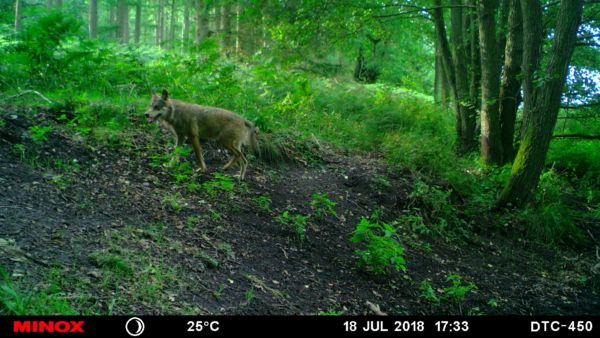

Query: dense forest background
[0,0,599,315]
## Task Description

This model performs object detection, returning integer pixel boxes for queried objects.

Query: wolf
[145,90,259,179]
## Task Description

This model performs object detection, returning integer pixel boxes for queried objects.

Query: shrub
[350,217,406,274]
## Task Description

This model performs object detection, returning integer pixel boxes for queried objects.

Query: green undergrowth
[1,28,597,248]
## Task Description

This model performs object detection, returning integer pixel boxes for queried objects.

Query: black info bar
[0,316,597,337]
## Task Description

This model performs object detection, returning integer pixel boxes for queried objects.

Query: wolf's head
[145,90,171,123]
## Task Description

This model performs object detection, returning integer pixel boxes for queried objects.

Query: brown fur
[145,90,259,179]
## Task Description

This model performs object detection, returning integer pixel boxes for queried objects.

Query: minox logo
[13,320,85,333]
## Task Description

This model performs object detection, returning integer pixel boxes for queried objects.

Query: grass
[162,192,183,211]
[89,252,133,276]
[0,267,77,315]
[202,173,235,197]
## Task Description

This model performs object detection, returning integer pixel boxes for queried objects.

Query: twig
[3,90,54,104]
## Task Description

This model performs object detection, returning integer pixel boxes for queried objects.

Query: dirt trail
[0,107,598,315]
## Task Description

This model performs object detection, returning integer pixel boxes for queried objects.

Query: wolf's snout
[144,113,149,117]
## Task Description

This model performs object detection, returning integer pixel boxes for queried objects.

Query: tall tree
[235,1,240,55]
[183,0,190,47]
[157,0,165,46]
[195,0,207,43]
[498,0,523,162]
[478,0,503,164]
[220,2,232,54]
[497,0,510,66]
[135,0,142,44]
[14,0,22,31]
[109,5,117,39]
[169,0,177,48]
[118,0,129,43]
[431,1,460,141]
[89,0,98,38]
[431,0,475,152]
[433,43,448,105]
[468,0,481,107]
[451,0,477,152]
[496,0,584,207]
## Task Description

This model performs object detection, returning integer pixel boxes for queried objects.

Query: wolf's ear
[161,89,169,100]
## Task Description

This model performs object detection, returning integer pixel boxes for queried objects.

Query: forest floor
[0,105,599,315]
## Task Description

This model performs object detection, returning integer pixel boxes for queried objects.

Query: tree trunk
[183,0,190,47]
[498,0,523,162]
[451,0,477,152]
[431,1,462,142]
[157,0,165,46]
[261,15,267,48]
[89,0,98,38]
[220,3,231,55]
[170,0,177,48]
[47,0,53,9]
[235,1,240,55]
[117,0,128,43]
[478,0,503,164]
[124,2,130,43]
[462,5,472,84]
[497,0,510,65]
[468,0,481,107]
[195,0,207,43]
[434,46,445,104]
[109,6,117,39]
[135,0,141,44]
[496,0,583,208]
[14,0,22,31]
[55,0,62,8]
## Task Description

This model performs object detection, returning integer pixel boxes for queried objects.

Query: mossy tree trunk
[496,0,584,208]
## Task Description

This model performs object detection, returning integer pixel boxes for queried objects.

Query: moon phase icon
[125,317,145,336]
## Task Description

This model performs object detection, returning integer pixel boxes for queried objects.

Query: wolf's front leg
[170,133,184,164]
[191,136,207,172]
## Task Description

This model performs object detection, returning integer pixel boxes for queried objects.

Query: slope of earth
[0,105,598,315]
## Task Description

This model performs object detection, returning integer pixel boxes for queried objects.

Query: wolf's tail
[245,120,260,157]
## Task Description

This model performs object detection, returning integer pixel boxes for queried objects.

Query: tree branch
[372,4,475,20]
[3,90,54,104]
[553,134,600,140]
[561,101,600,109]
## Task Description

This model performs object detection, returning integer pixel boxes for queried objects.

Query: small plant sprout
[276,210,309,242]
[310,193,337,218]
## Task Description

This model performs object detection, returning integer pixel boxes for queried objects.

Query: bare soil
[1,106,598,315]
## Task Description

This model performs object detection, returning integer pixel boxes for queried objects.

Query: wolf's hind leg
[222,144,241,170]
[232,144,248,179]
